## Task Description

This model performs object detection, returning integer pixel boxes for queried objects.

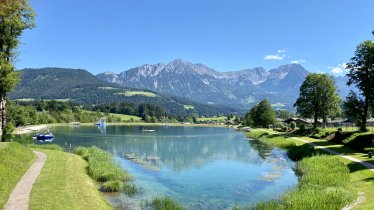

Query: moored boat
[34,132,54,141]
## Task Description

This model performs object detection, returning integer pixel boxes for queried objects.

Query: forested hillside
[9,68,237,116]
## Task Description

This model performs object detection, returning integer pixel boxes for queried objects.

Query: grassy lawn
[29,149,113,210]
[295,135,374,166]
[114,90,157,97]
[183,105,194,110]
[80,110,142,123]
[249,129,374,210]
[0,142,36,208]
[98,87,119,90]
[197,116,226,123]
[108,113,142,122]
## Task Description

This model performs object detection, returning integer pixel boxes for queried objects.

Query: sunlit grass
[197,116,226,123]
[151,196,184,210]
[0,143,36,208]
[114,90,157,97]
[29,149,112,210]
[27,144,63,151]
[244,130,356,210]
[74,146,134,194]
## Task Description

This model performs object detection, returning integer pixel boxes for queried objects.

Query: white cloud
[329,67,343,74]
[328,63,348,75]
[264,49,286,60]
[338,63,348,71]
[264,54,284,60]
[290,59,306,64]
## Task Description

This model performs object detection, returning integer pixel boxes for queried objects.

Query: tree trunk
[0,94,6,142]
[313,114,318,129]
[361,100,369,132]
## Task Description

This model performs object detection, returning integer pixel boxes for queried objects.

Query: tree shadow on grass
[347,161,374,174]
[362,177,374,182]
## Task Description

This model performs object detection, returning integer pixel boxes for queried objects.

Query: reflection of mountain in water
[51,126,291,173]
[110,132,284,172]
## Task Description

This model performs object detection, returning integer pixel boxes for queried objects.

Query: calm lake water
[39,125,298,209]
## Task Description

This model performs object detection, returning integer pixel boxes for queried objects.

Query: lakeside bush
[342,133,374,151]
[287,144,320,161]
[151,196,184,210]
[74,146,134,193]
[101,180,124,192]
[123,182,138,197]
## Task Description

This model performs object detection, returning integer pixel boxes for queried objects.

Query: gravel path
[3,151,47,210]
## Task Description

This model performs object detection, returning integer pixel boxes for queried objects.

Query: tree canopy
[245,99,276,128]
[345,37,374,131]
[294,73,341,128]
[0,0,35,141]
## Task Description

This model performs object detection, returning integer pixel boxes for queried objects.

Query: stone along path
[4,151,47,210]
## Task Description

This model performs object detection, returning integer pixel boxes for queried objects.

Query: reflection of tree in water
[96,125,106,134]
[247,139,274,159]
[111,133,273,172]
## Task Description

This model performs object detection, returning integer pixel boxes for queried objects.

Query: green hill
[9,68,237,116]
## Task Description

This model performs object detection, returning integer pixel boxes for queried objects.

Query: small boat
[34,132,54,141]
[142,129,155,132]
[95,118,106,126]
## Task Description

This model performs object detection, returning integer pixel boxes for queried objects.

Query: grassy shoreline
[246,129,374,210]
[0,142,36,208]
[30,148,113,210]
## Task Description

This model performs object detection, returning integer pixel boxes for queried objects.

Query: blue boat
[34,132,54,141]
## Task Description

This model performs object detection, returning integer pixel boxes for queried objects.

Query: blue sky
[17,0,374,75]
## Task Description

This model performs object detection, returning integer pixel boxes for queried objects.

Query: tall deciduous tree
[346,38,374,132]
[343,91,370,131]
[0,0,35,141]
[294,73,341,128]
[245,99,276,128]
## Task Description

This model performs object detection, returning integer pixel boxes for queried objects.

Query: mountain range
[98,59,351,110]
[9,68,237,116]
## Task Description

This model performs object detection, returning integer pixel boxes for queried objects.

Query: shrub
[101,180,124,192]
[342,133,374,151]
[74,146,133,183]
[73,147,89,159]
[299,123,306,131]
[151,196,183,210]
[290,122,296,130]
[314,127,321,134]
[123,183,138,196]
[287,144,319,161]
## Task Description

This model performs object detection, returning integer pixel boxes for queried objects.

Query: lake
[43,125,298,209]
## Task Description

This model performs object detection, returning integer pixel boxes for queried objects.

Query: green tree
[0,0,35,141]
[343,91,370,130]
[294,73,341,128]
[276,109,294,120]
[245,99,276,128]
[346,38,374,131]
